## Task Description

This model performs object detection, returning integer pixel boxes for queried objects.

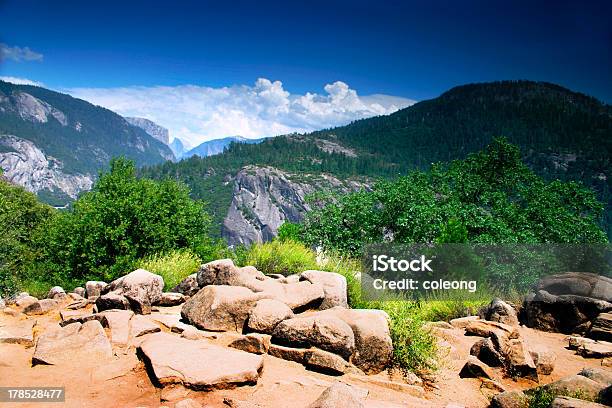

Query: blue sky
[0,0,610,145]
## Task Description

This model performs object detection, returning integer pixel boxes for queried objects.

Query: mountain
[142,80,612,243]
[181,136,265,159]
[125,117,171,145]
[170,138,186,158]
[0,80,174,205]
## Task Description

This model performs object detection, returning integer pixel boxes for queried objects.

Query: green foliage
[527,387,595,408]
[137,249,201,290]
[244,240,317,276]
[277,222,304,242]
[41,158,212,282]
[0,178,55,297]
[302,139,607,258]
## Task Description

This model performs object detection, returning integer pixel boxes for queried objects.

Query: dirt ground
[0,306,608,408]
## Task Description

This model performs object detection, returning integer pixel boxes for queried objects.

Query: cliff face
[125,117,171,145]
[0,135,93,200]
[222,165,369,245]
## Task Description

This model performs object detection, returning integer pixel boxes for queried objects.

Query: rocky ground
[0,264,610,408]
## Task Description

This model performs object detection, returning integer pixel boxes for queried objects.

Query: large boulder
[480,298,519,327]
[272,315,355,360]
[490,391,528,408]
[470,337,503,367]
[23,299,59,316]
[530,349,555,375]
[308,382,367,408]
[95,292,129,312]
[535,272,612,302]
[101,269,164,314]
[16,295,38,309]
[72,287,86,297]
[138,332,264,389]
[578,367,612,387]
[229,333,271,354]
[32,320,112,365]
[247,298,294,334]
[0,320,35,346]
[97,310,134,347]
[459,356,495,379]
[502,338,538,382]
[156,292,187,307]
[172,273,199,296]
[315,307,393,374]
[578,340,612,358]
[85,281,107,299]
[300,270,348,309]
[539,375,606,402]
[196,259,324,311]
[47,286,66,300]
[550,396,608,408]
[587,312,612,342]
[181,285,266,332]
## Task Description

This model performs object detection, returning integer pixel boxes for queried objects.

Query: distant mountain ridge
[142,80,612,242]
[0,80,174,204]
[125,117,171,146]
[181,136,265,159]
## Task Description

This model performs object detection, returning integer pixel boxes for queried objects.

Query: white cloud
[0,76,44,86]
[0,43,44,62]
[68,78,415,146]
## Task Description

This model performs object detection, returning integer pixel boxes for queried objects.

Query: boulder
[247,298,294,334]
[267,281,324,311]
[308,382,367,408]
[130,315,161,338]
[97,310,134,347]
[196,259,260,287]
[0,320,35,346]
[502,338,538,382]
[489,391,529,408]
[480,298,519,326]
[272,315,355,360]
[568,336,596,349]
[540,375,605,402]
[172,273,200,296]
[530,349,555,375]
[300,270,348,309]
[578,367,612,386]
[47,286,66,300]
[95,292,129,312]
[138,332,264,389]
[181,285,266,332]
[470,337,503,367]
[72,287,86,297]
[85,281,107,299]
[587,312,612,342]
[32,320,112,365]
[268,344,308,363]
[550,396,608,408]
[157,292,187,306]
[464,320,515,339]
[23,299,59,315]
[315,307,393,374]
[449,316,479,329]
[229,333,271,354]
[578,341,612,358]
[304,348,353,375]
[535,272,612,302]
[458,356,495,379]
[16,295,38,309]
[102,269,164,314]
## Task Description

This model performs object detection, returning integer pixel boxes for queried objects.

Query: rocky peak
[125,117,170,145]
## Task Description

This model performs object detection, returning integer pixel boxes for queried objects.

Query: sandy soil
[0,306,608,408]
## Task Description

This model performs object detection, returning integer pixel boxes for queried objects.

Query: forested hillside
[142,81,612,237]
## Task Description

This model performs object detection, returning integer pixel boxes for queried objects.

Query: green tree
[42,158,211,281]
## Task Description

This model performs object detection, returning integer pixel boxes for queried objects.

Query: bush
[137,249,201,290]
[41,158,212,282]
[245,240,317,276]
[277,222,304,242]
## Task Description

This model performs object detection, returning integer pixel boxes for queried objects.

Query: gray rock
[85,281,107,299]
[458,356,495,379]
[530,349,555,375]
[587,312,612,342]
[47,286,66,300]
[567,336,596,350]
[95,292,129,312]
[550,396,608,408]
[0,319,35,346]
[23,299,59,315]
[304,348,353,375]
[268,344,308,363]
[181,285,266,332]
[130,315,161,338]
[504,338,538,382]
[490,391,528,408]
[535,272,612,302]
[32,320,112,365]
[300,270,348,309]
[272,315,355,360]
[172,273,200,296]
[102,269,164,314]
[470,337,503,367]
[16,295,38,308]
[229,333,271,354]
[578,367,612,386]
[308,381,367,408]
[97,310,134,347]
[480,298,519,326]
[247,298,294,334]
[540,375,605,402]
[138,332,264,389]
[72,287,85,297]
[578,340,612,358]
[156,292,187,306]
[449,316,479,328]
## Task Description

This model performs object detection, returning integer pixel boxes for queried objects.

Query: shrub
[41,158,212,282]
[137,249,201,290]
[245,240,317,276]
[277,222,304,242]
